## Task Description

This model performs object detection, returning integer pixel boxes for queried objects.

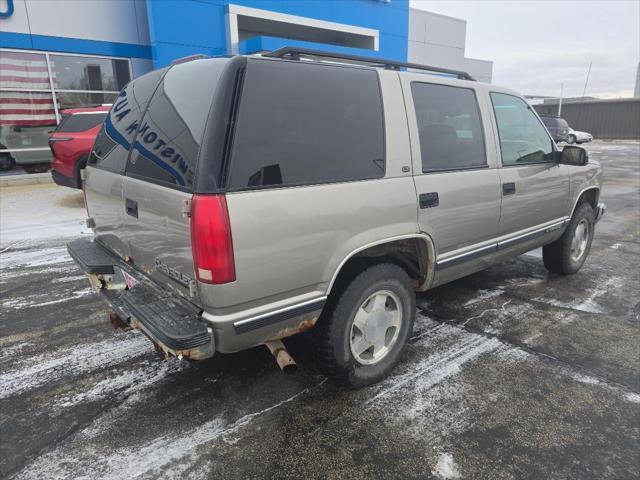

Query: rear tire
[543,202,595,275]
[0,153,15,171]
[313,263,415,388]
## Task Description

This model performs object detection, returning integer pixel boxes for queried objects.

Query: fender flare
[326,233,437,295]
[570,186,600,218]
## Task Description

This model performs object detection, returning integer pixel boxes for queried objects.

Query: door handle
[125,198,138,218]
[502,182,516,196]
[419,192,439,209]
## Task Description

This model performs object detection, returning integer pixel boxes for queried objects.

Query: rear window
[227,59,385,190]
[125,59,228,191]
[541,117,555,127]
[88,68,166,173]
[55,113,106,133]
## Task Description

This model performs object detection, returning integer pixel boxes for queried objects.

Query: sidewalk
[0,172,53,188]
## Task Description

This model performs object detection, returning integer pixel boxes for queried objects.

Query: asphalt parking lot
[1,140,638,479]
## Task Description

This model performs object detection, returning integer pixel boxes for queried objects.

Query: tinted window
[541,117,555,127]
[228,59,385,190]
[411,82,486,172]
[50,54,130,91]
[491,93,554,166]
[88,68,166,173]
[55,113,106,133]
[125,60,227,190]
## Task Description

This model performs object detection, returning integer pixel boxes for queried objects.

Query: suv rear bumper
[67,239,215,360]
[51,169,77,189]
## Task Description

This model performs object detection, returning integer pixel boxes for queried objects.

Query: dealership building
[0,0,492,168]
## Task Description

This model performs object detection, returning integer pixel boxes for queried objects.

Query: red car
[50,105,110,189]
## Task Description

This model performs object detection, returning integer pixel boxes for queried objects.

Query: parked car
[67,48,605,387]
[49,105,110,189]
[568,128,593,144]
[540,115,571,143]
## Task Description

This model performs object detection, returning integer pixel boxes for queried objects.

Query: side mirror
[560,145,589,166]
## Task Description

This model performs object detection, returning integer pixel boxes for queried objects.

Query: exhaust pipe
[265,340,297,374]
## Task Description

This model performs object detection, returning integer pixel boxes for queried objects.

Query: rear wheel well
[328,238,431,298]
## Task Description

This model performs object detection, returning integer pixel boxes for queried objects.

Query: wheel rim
[349,289,403,365]
[570,219,590,261]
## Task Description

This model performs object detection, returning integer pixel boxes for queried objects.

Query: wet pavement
[1,141,639,479]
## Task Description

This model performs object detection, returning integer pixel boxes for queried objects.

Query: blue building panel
[145,0,409,68]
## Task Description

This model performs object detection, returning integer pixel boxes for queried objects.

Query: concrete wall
[408,8,492,83]
[534,99,640,140]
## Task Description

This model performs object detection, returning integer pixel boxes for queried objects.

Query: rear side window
[88,68,166,173]
[490,93,554,166]
[125,59,227,191]
[55,113,106,133]
[411,82,486,172]
[541,117,555,128]
[227,59,385,190]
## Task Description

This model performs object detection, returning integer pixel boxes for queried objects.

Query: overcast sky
[411,0,640,98]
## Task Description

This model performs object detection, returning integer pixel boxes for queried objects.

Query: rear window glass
[55,113,106,133]
[227,59,385,190]
[125,59,228,191]
[88,68,166,173]
[411,82,486,172]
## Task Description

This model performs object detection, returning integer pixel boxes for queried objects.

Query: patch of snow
[609,243,621,250]
[434,453,461,479]
[16,385,317,479]
[0,333,151,400]
[571,373,639,404]
[1,246,70,269]
[462,299,513,326]
[522,248,543,259]
[368,326,503,405]
[463,288,504,307]
[0,184,89,247]
[51,274,87,284]
[533,277,623,315]
[2,287,93,310]
[55,359,187,408]
[0,342,32,361]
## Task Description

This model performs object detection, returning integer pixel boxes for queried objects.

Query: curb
[0,172,53,188]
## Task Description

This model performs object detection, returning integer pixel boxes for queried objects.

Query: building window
[0,48,131,171]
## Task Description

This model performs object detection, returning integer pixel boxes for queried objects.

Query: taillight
[190,194,235,284]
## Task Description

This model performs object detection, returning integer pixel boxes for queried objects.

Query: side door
[401,77,502,286]
[488,92,570,239]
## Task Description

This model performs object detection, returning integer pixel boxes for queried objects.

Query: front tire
[543,202,595,274]
[314,263,415,387]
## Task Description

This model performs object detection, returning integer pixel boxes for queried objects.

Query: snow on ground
[0,183,90,248]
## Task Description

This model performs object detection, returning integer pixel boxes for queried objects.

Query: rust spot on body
[267,317,318,341]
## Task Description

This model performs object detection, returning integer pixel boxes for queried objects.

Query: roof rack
[263,46,476,81]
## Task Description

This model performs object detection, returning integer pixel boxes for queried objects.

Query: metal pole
[558,82,564,116]
[582,61,592,99]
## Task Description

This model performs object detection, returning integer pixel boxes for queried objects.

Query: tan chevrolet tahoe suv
[68,47,605,387]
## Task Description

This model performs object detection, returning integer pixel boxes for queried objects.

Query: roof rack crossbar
[263,46,476,81]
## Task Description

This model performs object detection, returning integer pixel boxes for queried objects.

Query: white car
[568,128,593,144]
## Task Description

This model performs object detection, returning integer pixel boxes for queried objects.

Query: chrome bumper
[595,202,606,223]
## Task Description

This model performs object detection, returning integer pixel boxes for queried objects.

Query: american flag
[0,51,58,126]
